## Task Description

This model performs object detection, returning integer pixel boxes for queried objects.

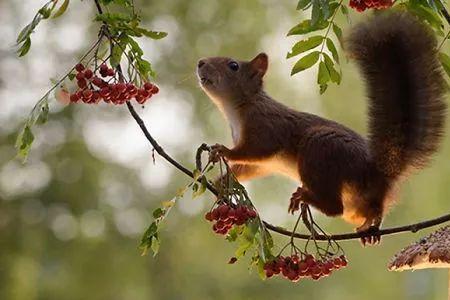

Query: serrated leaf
[291,51,320,75]
[18,38,31,57]
[319,0,330,19]
[297,0,312,10]
[311,0,321,26]
[323,53,341,84]
[407,2,443,34]
[136,28,168,40]
[287,36,324,59]
[16,125,34,162]
[287,19,329,36]
[193,176,207,198]
[17,24,32,44]
[37,100,49,124]
[318,61,330,85]
[151,236,160,257]
[39,7,52,19]
[152,208,165,219]
[326,38,339,63]
[53,0,70,18]
[235,240,253,258]
[332,24,343,48]
[439,52,450,78]
[257,257,266,280]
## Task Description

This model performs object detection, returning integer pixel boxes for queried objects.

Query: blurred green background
[0,0,449,299]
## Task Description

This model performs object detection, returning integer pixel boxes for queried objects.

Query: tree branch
[93,0,450,241]
[125,101,450,241]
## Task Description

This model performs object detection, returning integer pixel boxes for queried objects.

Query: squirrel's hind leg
[356,215,382,246]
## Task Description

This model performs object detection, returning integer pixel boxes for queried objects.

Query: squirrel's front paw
[209,144,230,163]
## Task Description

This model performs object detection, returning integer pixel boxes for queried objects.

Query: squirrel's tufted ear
[250,53,268,77]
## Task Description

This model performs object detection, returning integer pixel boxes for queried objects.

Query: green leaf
[18,38,31,57]
[291,51,320,75]
[39,7,52,19]
[317,61,330,85]
[318,0,330,20]
[152,208,165,219]
[16,125,35,162]
[407,2,443,34]
[297,0,312,10]
[257,257,267,280]
[320,83,328,94]
[136,28,168,40]
[151,235,160,257]
[332,24,343,48]
[37,100,49,124]
[52,0,70,18]
[323,53,341,84]
[110,35,127,67]
[311,0,322,26]
[287,19,329,36]
[287,36,324,59]
[193,176,207,198]
[17,24,32,44]
[326,38,339,63]
[439,52,450,78]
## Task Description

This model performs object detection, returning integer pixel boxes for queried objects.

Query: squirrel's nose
[197,59,206,69]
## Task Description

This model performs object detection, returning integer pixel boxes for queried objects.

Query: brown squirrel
[196,11,447,245]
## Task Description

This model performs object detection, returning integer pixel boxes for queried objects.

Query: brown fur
[197,12,446,236]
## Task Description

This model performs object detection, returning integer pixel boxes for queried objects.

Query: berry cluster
[349,0,393,11]
[263,254,348,282]
[69,63,159,105]
[205,203,257,235]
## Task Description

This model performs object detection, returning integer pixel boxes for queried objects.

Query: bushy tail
[348,11,447,178]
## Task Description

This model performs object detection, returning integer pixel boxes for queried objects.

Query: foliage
[288,0,450,93]
[15,0,166,162]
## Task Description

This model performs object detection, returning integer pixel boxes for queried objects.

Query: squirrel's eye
[228,61,239,71]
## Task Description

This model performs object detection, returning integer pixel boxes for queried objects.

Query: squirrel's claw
[209,143,227,163]
[288,188,303,214]
[357,225,381,246]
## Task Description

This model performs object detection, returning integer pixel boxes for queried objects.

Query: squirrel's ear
[250,53,268,77]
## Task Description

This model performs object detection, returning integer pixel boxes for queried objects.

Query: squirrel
[196,11,447,245]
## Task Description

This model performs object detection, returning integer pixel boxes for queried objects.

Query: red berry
[75,63,85,72]
[99,87,111,97]
[84,69,93,79]
[211,209,220,221]
[82,89,93,99]
[70,93,79,103]
[100,63,108,73]
[266,270,274,278]
[107,68,115,77]
[247,209,257,218]
[76,72,85,81]
[77,79,87,89]
[92,77,104,88]
[151,85,159,94]
[117,83,127,93]
[92,91,101,103]
[136,95,145,104]
[144,82,154,91]
[205,212,213,222]
[339,255,348,267]
[217,204,230,219]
